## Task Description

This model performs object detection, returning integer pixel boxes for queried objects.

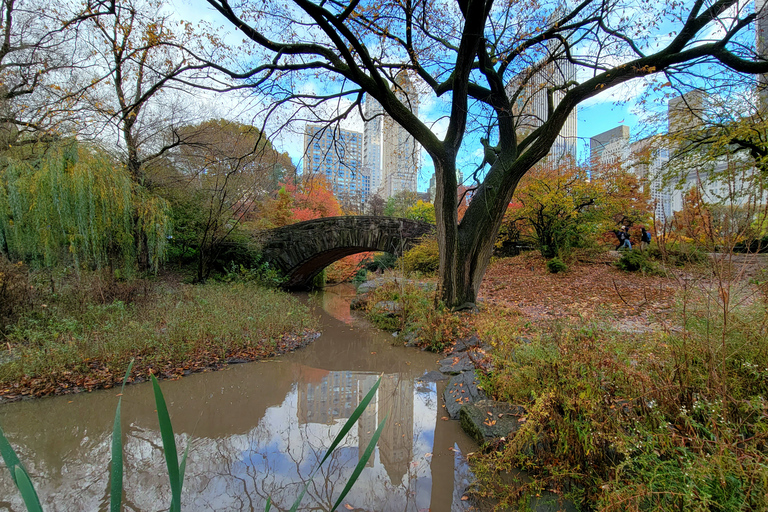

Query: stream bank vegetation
[0,262,317,401]
[355,170,768,510]
[0,139,319,402]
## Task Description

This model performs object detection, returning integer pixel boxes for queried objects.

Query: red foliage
[258,176,342,228]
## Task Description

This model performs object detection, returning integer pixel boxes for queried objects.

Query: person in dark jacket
[640,227,651,251]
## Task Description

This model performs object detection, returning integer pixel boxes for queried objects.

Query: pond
[0,285,479,511]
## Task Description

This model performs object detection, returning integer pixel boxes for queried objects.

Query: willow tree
[203,0,768,308]
[0,142,170,273]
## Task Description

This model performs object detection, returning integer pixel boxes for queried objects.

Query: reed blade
[330,414,387,512]
[151,374,182,512]
[0,424,43,511]
[110,360,134,512]
[14,466,43,512]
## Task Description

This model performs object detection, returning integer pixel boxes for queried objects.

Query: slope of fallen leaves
[478,252,677,329]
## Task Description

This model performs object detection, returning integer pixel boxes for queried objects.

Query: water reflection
[0,286,477,511]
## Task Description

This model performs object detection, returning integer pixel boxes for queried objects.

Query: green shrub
[616,251,658,273]
[401,237,439,275]
[546,257,567,273]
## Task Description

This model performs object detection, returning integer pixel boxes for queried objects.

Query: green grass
[0,280,317,386]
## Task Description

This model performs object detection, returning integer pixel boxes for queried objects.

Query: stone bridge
[260,216,434,289]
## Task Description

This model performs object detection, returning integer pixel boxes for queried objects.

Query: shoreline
[0,329,320,404]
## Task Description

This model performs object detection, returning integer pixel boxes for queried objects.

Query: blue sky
[173,0,753,193]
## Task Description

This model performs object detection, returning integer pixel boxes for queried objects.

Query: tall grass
[468,256,768,510]
[0,280,317,385]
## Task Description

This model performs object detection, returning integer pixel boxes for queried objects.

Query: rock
[372,301,401,316]
[438,352,476,374]
[443,372,487,419]
[226,358,250,365]
[450,334,482,353]
[459,400,526,445]
[418,370,450,383]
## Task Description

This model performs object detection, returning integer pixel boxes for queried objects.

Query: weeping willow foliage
[0,143,170,273]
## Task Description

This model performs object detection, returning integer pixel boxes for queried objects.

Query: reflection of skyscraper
[377,374,414,485]
[362,71,421,200]
[296,369,416,483]
[298,370,357,425]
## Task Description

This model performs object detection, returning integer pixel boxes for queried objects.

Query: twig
[612,278,630,306]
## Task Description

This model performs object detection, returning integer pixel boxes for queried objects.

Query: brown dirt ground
[477,251,768,331]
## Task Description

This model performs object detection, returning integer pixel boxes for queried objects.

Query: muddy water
[0,285,478,511]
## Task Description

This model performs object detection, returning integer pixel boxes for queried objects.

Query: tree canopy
[202,0,768,307]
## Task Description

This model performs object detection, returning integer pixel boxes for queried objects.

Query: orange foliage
[258,176,342,228]
[326,252,375,283]
[288,176,342,221]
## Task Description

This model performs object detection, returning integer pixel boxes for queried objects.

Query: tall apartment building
[362,96,385,194]
[362,71,421,200]
[631,90,766,226]
[507,52,578,163]
[630,135,673,223]
[303,124,370,207]
[590,125,630,168]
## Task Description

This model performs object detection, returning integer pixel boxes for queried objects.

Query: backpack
[643,231,651,243]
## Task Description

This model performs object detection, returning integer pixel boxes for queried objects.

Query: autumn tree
[0,0,115,147]
[78,0,213,183]
[154,119,293,281]
[204,0,768,308]
[257,175,342,228]
[500,161,649,257]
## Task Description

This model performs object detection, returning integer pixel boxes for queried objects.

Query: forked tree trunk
[435,157,524,309]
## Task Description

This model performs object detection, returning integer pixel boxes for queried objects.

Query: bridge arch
[260,216,434,289]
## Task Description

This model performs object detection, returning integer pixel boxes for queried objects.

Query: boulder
[438,352,476,374]
[372,301,401,316]
[417,370,450,383]
[443,372,486,419]
[459,400,526,446]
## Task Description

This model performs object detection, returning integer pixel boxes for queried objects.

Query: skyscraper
[362,71,421,200]
[590,125,630,168]
[303,124,370,207]
[507,54,578,162]
[382,71,420,197]
[362,96,384,194]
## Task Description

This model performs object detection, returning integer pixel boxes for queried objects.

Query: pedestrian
[621,226,632,251]
[614,227,625,250]
[640,227,651,251]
